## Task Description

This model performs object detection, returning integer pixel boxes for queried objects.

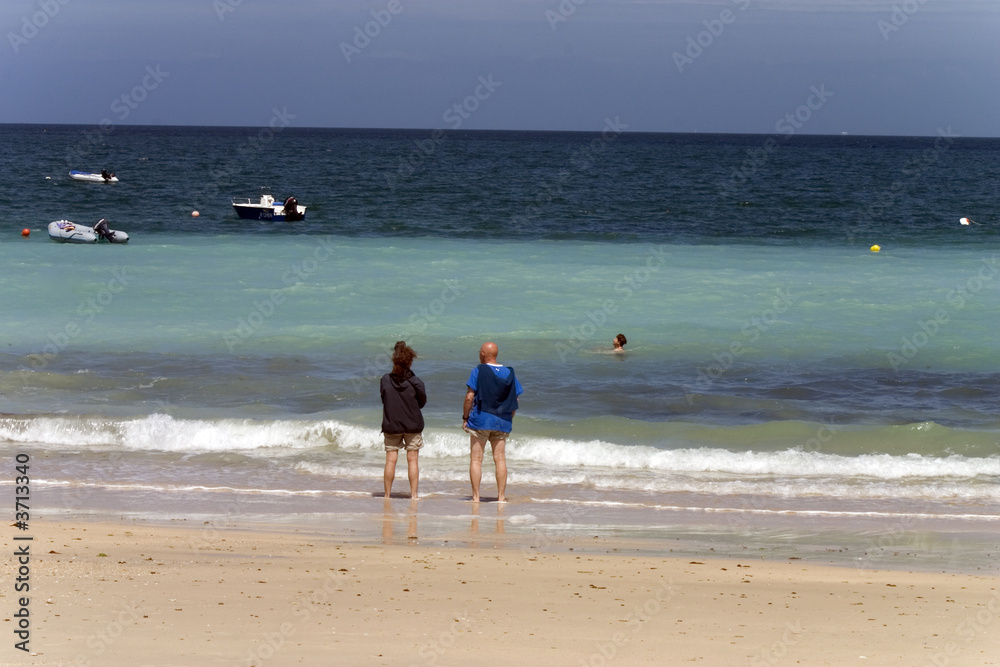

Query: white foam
[526,497,1000,522]
[0,414,382,453]
[4,415,998,503]
[511,436,1000,480]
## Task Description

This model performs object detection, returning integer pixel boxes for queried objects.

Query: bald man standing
[462,342,523,502]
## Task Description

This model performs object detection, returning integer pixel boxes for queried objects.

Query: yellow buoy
[870,245,880,253]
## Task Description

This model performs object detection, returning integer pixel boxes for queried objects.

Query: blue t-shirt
[466,364,523,432]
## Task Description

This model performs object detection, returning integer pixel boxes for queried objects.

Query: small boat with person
[70,170,118,183]
[232,187,306,222]
[48,219,129,244]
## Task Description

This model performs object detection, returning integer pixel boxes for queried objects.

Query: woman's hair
[615,333,627,347]
[391,341,417,376]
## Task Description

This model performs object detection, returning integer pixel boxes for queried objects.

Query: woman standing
[380,341,427,499]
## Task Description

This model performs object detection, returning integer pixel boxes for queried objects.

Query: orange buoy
[21,228,29,237]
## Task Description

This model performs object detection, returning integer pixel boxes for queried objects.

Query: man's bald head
[479,341,498,363]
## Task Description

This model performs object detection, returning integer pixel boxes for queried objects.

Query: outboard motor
[283,196,303,222]
[93,218,116,242]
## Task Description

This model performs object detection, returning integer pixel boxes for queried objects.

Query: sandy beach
[3,513,997,667]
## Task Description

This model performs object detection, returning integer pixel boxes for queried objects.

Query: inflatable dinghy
[70,170,118,183]
[48,219,129,244]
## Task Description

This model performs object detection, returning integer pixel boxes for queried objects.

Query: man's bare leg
[406,449,420,499]
[469,434,486,501]
[491,437,507,502]
[384,450,398,498]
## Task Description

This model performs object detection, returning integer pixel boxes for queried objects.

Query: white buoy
[960,217,981,226]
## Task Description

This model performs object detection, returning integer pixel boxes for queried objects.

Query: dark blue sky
[2,0,998,136]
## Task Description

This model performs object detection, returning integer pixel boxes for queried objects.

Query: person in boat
[101,170,111,181]
[283,196,303,222]
[380,341,427,499]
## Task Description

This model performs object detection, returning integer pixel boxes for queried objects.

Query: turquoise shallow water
[3,235,999,427]
[1,125,998,569]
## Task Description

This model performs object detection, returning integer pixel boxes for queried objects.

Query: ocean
[2,124,998,571]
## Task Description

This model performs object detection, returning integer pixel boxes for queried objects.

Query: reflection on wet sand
[380,497,507,549]
[469,501,505,548]
[381,497,418,545]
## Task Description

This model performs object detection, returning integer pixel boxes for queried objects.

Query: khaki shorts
[469,429,509,445]
[384,432,424,452]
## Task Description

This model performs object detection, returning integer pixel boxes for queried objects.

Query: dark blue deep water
[4,124,999,244]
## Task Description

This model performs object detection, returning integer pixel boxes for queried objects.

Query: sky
[1,0,998,136]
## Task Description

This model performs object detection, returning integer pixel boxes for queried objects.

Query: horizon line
[1,122,996,141]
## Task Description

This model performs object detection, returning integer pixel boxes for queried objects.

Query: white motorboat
[232,187,306,222]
